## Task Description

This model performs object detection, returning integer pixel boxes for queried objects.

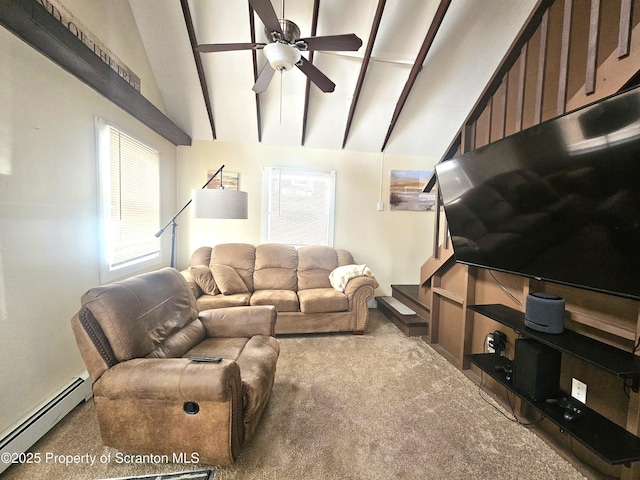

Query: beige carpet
[3,310,587,480]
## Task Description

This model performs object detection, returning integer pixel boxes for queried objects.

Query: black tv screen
[435,86,640,301]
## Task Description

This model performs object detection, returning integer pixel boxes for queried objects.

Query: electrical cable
[505,389,545,428]
[489,270,522,306]
[478,371,545,428]
[478,371,522,424]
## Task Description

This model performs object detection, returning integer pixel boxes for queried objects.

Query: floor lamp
[155,164,248,268]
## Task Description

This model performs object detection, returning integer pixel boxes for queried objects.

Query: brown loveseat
[182,243,378,335]
[70,267,280,465]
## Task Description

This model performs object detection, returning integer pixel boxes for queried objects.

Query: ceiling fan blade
[297,34,363,52]
[296,57,335,93]
[249,0,283,34]
[253,62,276,93]
[196,42,265,53]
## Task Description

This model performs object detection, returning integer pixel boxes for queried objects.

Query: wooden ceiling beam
[381,0,451,152]
[301,0,321,146]
[249,3,263,142]
[180,0,216,140]
[341,0,387,149]
[0,0,191,146]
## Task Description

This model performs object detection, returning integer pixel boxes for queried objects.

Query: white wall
[0,2,177,435]
[176,141,437,297]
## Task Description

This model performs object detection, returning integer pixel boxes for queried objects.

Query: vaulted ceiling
[129,0,539,158]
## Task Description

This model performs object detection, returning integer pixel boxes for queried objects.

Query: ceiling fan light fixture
[263,42,301,71]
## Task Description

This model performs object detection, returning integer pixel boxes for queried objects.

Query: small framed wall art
[207,170,239,190]
[390,170,436,211]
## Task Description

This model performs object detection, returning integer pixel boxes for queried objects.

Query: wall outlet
[377,202,384,211]
[486,333,495,353]
[572,378,587,404]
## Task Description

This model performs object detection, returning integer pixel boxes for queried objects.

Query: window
[262,167,336,246]
[96,118,160,282]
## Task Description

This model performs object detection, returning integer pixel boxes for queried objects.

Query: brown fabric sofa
[181,243,379,335]
[70,267,280,466]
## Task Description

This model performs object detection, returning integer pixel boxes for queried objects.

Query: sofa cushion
[253,244,298,291]
[80,268,199,362]
[146,318,207,358]
[189,246,213,267]
[336,248,355,267]
[250,290,299,312]
[197,293,251,310]
[298,288,349,313]
[329,264,374,292]
[189,265,218,295]
[185,334,280,433]
[297,245,339,290]
[184,336,252,361]
[212,265,250,295]
[211,243,256,292]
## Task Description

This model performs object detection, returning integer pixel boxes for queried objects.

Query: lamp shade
[192,188,248,219]
[263,42,301,71]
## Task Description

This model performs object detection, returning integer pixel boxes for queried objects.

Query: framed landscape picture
[207,170,239,190]
[390,170,436,211]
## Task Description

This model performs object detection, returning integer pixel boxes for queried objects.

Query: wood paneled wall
[424,1,640,478]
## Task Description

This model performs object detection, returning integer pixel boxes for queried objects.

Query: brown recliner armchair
[70,267,279,465]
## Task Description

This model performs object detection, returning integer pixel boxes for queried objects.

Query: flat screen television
[435,85,640,301]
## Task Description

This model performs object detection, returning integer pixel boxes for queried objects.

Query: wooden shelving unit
[468,304,640,466]
[469,304,640,380]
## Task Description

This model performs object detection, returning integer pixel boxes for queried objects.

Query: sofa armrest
[341,276,378,334]
[180,268,203,299]
[93,358,241,402]
[344,276,379,300]
[199,305,277,338]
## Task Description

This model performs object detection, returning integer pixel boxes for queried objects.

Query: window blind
[96,117,161,282]
[107,129,160,268]
[263,167,336,246]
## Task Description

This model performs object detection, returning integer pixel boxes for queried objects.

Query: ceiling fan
[195,0,363,93]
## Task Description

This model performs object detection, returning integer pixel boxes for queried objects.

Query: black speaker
[525,292,565,334]
[512,338,561,401]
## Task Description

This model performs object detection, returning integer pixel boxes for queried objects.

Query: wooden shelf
[469,304,640,380]
[468,353,640,465]
[0,0,191,146]
[433,287,464,305]
[566,307,637,341]
[469,304,640,466]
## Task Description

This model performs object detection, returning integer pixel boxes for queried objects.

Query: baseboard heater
[0,372,92,475]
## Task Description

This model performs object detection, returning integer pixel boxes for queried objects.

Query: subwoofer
[525,292,565,334]
[512,338,561,401]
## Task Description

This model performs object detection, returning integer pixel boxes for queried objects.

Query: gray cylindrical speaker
[525,292,565,334]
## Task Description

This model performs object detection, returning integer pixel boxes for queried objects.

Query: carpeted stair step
[376,295,428,337]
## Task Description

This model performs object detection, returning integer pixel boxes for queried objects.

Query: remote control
[189,356,222,363]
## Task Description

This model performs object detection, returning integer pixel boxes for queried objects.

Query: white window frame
[95,117,161,283]
[262,167,336,247]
